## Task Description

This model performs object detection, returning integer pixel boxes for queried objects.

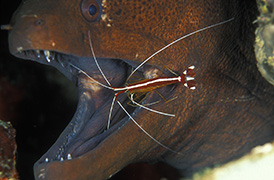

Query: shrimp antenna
[69,63,113,90]
[88,31,115,129]
[115,95,180,154]
[127,18,234,80]
[88,30,112,87]
[129,94,175,117]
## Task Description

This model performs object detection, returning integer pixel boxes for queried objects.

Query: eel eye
[81,0,102,22]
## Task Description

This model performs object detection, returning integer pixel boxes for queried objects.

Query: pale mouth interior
[14,49,160,164]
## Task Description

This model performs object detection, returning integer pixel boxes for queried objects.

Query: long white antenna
[115,95,180,154]
[107,96,116,129]
[127,18,234,79]
[130,94,175,117]
[69,63,113,90]
[88,31,112,87]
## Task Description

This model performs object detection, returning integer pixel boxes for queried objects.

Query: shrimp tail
[183,65,196,90]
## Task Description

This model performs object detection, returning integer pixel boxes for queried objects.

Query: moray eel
[7,0,274,179]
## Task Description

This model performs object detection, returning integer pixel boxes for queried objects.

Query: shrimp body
[113,65,196,97]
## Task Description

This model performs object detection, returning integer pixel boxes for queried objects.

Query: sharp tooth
[36,50,41,58]
[17,46,23,53]
[44,50,51,62]
[60,61,65,67]
[60,157,64,161]
[46,56,51,63]
[67,154,72,160]
[45,158,49,162]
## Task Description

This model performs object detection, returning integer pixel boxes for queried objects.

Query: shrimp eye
[81,0,102,22]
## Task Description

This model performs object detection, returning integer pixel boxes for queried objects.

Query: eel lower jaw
[36,87,135,164]
[11,49,148,164]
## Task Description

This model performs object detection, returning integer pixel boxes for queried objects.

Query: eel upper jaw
[11,49,146,164]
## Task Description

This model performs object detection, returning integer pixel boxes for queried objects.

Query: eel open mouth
[12,49,167,165]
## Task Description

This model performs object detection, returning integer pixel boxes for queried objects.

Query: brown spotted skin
[8,0,274,180]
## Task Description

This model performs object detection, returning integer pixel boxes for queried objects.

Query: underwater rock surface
[0,120,18,180]
[255,0,274,85]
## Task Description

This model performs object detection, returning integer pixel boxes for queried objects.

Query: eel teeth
[44,50,51,62]
[67,153,72,160]
[36,50,41,58]
[17,46,23,53]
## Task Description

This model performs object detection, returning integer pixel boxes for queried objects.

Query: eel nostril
[35,19,44,26]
